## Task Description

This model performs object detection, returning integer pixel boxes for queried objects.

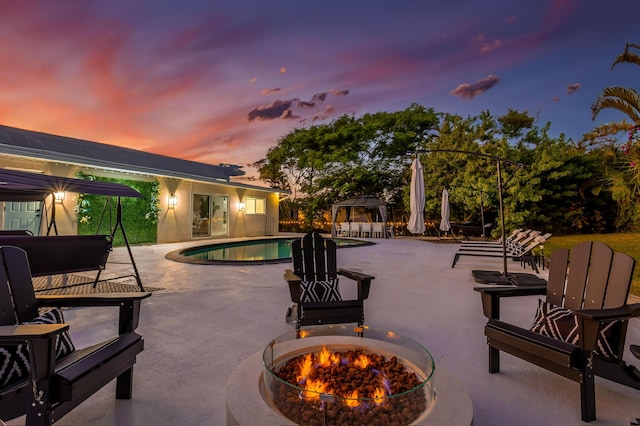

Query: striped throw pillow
[300,279,342,302]
[0,308,75,387]
[530,299,622,360]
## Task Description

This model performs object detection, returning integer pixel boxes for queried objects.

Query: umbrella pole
[497,161,508,277]
[480,197,486,239]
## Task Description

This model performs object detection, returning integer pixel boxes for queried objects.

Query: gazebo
[330,195,387,237]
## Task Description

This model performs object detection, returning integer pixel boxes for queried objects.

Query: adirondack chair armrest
[338,268,374,300]
[575,303,640,322]
[0,324,69,343]
[283,269,301,283]
[36,292,151,307]
[36,292,151,334]
[284,270,303,303]
[474,285,547,320]
[572,303,640,352]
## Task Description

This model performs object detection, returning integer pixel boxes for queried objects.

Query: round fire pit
[226,325,473,425]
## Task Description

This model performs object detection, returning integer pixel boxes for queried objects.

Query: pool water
[165,237,373,265]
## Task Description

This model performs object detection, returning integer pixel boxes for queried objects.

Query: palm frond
[611,51,640,70]
[592,87,640,123]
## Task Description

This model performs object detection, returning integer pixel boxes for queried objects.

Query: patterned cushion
[0,308,75,387]
[530,299,622,359]
[300,279,342,302]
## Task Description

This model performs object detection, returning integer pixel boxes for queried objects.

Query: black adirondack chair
[284,232,374,333]
[475,241,640,422]
[0,245,151,425]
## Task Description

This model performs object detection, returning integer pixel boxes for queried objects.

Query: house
[0,124,286,243]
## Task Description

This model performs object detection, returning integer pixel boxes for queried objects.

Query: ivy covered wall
[75,172,159,245]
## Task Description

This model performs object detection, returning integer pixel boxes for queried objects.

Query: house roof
[0,124,288,194]
[0,124,246,181]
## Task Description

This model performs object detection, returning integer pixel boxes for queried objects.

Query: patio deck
[12,235,639,425]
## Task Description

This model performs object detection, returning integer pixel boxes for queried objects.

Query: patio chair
[0,245,151,425]
[457,233,550,265]
[338,222,350,237]
[371,222,384,238]
[452,234,548,272]
[360,222,372,238]
[459,230,541,252]
[460,228,526,248]
[284,231,374,334]
[349,222,361,237]
[474,241,640,422]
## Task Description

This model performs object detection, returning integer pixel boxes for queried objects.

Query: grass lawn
[540,233,640,297]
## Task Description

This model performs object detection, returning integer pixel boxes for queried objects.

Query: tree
[590,42,640,230]
[256,104,438,228]
[419,110,603,235]
[591,43,640,123]
[258,104,610,235]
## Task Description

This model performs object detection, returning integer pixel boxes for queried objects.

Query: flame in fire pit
[353,353,370,369]
[301,378,328,401]
[296,353,314,383]
[287,345,413,410]
[344,390,360,407]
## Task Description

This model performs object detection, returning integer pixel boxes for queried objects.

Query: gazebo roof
[332,195,386,207]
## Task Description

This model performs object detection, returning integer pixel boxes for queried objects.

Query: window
[245,196,265,215]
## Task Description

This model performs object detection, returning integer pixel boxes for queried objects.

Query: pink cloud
[566,82,581,94]
[450,75,501,100]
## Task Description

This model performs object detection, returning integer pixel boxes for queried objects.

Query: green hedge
[76,174,158,246]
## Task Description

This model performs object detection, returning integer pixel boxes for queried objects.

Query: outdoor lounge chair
[452,234,549,272]
[460,230,540,254]
[460,228,529,248]
[461,228,523,246]
[284,231,374,333]
[458,233,550,263]
[0,245,151,425]
[474,241,640,422]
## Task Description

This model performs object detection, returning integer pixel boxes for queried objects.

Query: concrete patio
[12,235,640,425]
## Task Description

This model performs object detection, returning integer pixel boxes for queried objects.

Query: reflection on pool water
[165,237,373,265]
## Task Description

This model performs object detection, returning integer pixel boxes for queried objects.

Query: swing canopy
[0,168,143,201]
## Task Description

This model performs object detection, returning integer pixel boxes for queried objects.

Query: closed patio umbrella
[407,157,426,234]
[439,188,451,233]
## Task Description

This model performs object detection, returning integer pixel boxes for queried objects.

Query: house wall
[1,156,280,242]
[155,178,280,243]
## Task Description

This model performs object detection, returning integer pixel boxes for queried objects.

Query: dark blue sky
[0,0,637,180]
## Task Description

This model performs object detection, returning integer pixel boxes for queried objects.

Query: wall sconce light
[54,191,65,203]
[168,194,178,208]
[237,201,245,211]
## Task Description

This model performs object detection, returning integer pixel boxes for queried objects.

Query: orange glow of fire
[344,390,360,407]
[301,378,328,401]
[353,353,371,369]
[296,354,314,383]
[373,386,386,405]
[293,347,392,408]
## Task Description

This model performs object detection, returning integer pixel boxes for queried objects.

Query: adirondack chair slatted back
[292,232,338,282]
[1,246,40,323]
[0,252,16,326]
[547,241,634,311]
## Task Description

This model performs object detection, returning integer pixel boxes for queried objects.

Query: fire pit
[226,325,473,425]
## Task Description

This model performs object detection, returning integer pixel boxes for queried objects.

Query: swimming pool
[165,237,374,265]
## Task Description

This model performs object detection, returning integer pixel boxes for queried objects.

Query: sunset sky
[0,1,637,181]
